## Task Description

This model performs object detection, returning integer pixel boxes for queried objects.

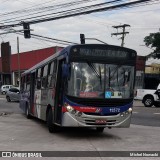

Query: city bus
[19,44,137,133]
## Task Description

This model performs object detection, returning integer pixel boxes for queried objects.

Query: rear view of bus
[61,44,137,132]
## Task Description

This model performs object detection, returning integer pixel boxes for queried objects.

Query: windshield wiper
[87,62,99,77]
[99,65,102,89]
[87,62,102,88]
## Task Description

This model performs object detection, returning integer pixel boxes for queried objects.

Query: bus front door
[54,60,63,125]
[30,72,36,115]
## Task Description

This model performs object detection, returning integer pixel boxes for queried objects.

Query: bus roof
[21,46,67,76]
[21,44,136,76]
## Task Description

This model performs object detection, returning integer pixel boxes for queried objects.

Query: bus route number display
[79,48,128,58]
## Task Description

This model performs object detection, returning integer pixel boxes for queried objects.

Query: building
[144,63,160,89]
[145,63,160,74]
[135,56,146,90]
[0,43,63,87]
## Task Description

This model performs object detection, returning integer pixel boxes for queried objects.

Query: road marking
[0,98,5,100]
[133,112,138,114]
[153,113,160,115]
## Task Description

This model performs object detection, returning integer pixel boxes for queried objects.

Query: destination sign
[79,48,128,58]
[70,45,137,62]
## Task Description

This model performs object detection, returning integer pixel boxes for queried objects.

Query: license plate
[95,119,107,124]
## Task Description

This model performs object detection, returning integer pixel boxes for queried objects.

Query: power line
[0,0,96,18]
[0,0,122,24]
[0,0,156,29]
[0,0,55,16]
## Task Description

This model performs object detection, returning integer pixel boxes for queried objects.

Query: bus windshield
[67,62,134,99]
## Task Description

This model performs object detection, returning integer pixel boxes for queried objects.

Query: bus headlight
[123,108,132,115]
[66,105,76,114]
[128,108,132,113]
[120,108,132,116]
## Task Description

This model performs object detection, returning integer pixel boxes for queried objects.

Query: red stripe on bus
[74,106,97,112]
[62,106,98,113]
[62,106,67,113]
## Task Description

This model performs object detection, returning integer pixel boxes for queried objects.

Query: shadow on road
[22,113,121,140]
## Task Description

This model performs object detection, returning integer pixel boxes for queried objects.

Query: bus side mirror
[62,64,70,78]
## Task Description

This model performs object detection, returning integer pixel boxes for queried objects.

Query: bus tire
[96,127,104,133]
[47,108,59,133]
[6,96,11,102]
[143,96,154,107]
[26,104,32,119]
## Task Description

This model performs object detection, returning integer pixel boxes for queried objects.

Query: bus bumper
[61,112,131,128]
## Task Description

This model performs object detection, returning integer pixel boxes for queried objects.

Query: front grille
[85,120,116,125]
[84,112,119,116]
[66,95,132,107]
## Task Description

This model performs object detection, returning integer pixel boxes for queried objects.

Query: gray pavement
[133,100,144,107]
[0,99,160,160]
[0,113,160,160]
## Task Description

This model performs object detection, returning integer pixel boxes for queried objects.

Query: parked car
[0,85,14,94]
[6,88,20,102]
[135,84,160,107]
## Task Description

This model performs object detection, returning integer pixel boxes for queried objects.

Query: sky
[0,0,160,65]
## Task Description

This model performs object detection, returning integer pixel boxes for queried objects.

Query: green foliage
[144,32,160,58]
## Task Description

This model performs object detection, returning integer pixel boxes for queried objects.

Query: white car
[135,84,160,107]
[0,85,14,94]
[6,88,20,102]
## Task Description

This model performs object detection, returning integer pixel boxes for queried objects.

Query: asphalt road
[132,100,160,127]
[0,95,22,114]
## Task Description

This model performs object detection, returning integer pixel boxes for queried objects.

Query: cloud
[0,0,160,64]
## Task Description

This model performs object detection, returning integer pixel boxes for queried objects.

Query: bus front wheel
[26,104,32,119]
[47,108,59,133]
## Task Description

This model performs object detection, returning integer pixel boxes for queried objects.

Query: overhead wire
[0,0,56,16]
[27,0,158,25]
[0,0,122,23]
[0,0,158,27]
[0,0,96,17]
[1,0,157,27]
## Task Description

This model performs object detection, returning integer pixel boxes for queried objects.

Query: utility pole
[111,24,130,47]
[17,36,20,87]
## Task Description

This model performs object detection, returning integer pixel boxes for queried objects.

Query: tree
[144,32,160,59]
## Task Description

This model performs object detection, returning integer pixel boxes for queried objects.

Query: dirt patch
[0,112,13,116]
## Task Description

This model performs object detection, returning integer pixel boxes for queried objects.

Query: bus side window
[26,83,30,91]
[42,64,48,89]
[50,61,54,75]
[26,74,31,91]
[37,68,41,78]
[48,61,55,88]
[36,68,42,90]
[37,78,41,89]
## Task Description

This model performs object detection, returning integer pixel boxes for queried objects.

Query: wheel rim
[145,99,152,105]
